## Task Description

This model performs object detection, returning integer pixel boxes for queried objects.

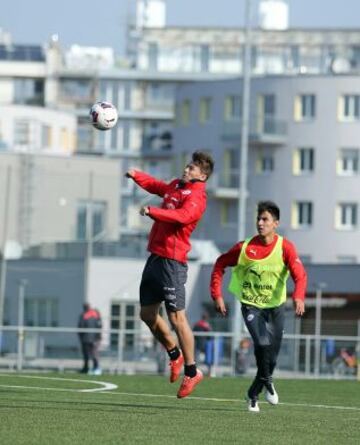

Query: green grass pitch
[0,373,359,445]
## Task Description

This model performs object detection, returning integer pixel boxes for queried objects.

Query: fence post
[116,328,124,374]
[294,317,301,373]
[305,336,311,376]
[17,280,27,371]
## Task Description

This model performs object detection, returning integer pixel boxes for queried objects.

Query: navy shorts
[140,254,188,312]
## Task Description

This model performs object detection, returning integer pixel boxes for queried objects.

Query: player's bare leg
[167,309,203,398]
[140,303,177,350]
[167,309,194,365]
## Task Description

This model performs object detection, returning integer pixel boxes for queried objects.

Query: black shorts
[140,254,188,312]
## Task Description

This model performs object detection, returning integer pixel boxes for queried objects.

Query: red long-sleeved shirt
[132,171,207,263]
[210,234,307,301]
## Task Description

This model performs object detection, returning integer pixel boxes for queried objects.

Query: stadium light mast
[0,166,12,333]
[233,0,253,354]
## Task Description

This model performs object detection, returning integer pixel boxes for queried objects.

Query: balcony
[141,132,173,158]
[222,114,287,146]
[208,170,241,199]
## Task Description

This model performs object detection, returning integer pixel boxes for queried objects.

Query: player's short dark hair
[257,201,280,221]
[191,151,214,180]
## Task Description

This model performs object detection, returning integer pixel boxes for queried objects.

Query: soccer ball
[89,101,118,131]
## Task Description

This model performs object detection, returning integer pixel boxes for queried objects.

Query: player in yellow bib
[210,201,307,412]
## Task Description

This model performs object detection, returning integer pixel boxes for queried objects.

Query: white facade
[136,0,166,29]
[0,105,77,155]
[259,0,289,30]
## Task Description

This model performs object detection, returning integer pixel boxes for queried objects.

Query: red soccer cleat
[169,353,184,383]
[177,369,203,398]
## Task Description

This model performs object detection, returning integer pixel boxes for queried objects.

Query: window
[25,298,58,327]
[41,125,52,149]
[336,203,358,230]
[222,149,239,187]
[337,148,359,175]
[220,201,237,228]
[339,95,360,121]
[14,120,30,146]
[337,256,357,264]
[292,202,313,228]
[293,148,315,174]
[181,100,191,126]
[224,95,241,120]
[294,94,316,121]
[110,302,140,351]
[14,78,44,105]
[256,152,274,173]
[76,200,107,240]
[199,97,211,123]
[257,94,276,133]
[148,43,158,70]
[200,45,210,72]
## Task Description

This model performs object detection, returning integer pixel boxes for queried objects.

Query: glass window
[224,95,241,120]
[14,78,44,105]
[200,45,210,72]
[301,94,316,119]
[220,201,237,228]
[76,200,107,240]
[41,125,52,149]
[292,202,313,228]
[294,148,314,174]
[341,95,360,120]
[336,203,357,230]
[181,100,191,126]
[14,120,30,146]
[294,94,316,121]
[337,148,359,175]
[110,302,139,352]
[337,255,357,264]
[59,79,94,106]
[199,97,211,124]
[24,298,58,327]
[148,43,158,70]
[257,154,274,173]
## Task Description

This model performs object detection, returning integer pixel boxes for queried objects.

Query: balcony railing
[222,114,287,145]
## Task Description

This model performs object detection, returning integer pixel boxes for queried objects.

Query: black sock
[184,364,197,378]
[167,346,180,361]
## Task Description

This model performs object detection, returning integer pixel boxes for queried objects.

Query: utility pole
[84,171,94,304]
[0,166,12,332]
[17,279,27,371]
[314,282,326,376]
[233,0,253,354]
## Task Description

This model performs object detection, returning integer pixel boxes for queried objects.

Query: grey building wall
[0,152,121,251]
[2,259,84,354]
[173,75,360,263]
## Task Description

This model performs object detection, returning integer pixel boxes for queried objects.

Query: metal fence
[0,325,359,380]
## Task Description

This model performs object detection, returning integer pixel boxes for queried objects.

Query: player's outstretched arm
[125,169,137,179]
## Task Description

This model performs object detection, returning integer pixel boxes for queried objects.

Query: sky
[1,0,360,55]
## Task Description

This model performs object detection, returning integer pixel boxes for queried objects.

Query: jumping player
[126,151,214,398]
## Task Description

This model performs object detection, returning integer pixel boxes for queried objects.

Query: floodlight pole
[314,282,326,377]
[84,171,94,304]
[0,166,12,335]
[233,0,253,356]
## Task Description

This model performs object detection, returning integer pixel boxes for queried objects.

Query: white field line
[0,374,117,392]
[0,374,359,412]
[96,390,360,412]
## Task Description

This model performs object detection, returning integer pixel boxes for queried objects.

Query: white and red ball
[89,101,118,130]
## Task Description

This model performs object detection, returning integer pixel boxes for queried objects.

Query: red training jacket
[133,171,207,263]
[210,234,307,301]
